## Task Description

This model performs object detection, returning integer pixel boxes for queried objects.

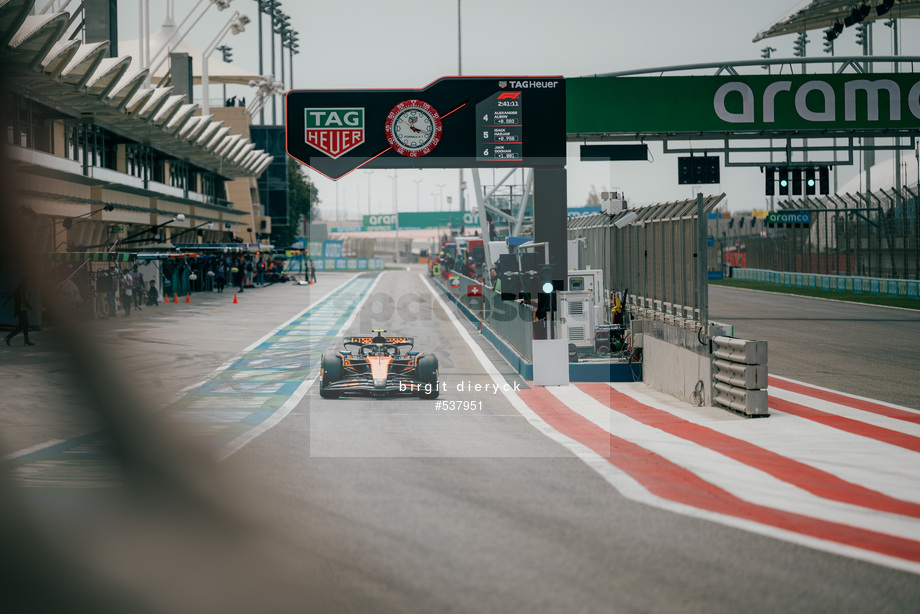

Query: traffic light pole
[533,168,566,343]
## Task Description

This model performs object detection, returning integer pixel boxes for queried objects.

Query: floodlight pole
[278,26,287,100]
[216,45,232,102]
[271,12,277,124]
[888,18,901,203]
[258,1,265,125]
[271,9,289,125]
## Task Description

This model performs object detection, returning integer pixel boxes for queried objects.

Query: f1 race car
[319,330,439,399]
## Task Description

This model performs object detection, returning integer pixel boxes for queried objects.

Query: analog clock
[384,99,443,157]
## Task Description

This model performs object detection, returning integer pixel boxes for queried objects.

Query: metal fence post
[697,193,708,331]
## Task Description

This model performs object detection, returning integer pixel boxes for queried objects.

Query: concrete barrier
[711,336,769,416]
[632,319,732,407]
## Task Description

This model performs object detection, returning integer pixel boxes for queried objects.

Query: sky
[111,0,920,222]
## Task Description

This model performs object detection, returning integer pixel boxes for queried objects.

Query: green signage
[567,73,920,134]
[766,211,811,228]
[362,211,481,230]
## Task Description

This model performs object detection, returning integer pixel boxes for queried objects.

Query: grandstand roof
[0,0,272,179]
[119,20,263,86]
[754,0,920,42]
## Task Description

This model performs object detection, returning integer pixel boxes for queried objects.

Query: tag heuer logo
[498,81,507,88]
[305,108,365,159]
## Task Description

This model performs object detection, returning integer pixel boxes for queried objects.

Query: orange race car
[319,330,439,399]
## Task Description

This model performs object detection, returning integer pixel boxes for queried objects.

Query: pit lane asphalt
[3,267,919,613]
[224,268,920,613]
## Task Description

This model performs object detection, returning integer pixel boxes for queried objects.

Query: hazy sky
[114,0,920,221]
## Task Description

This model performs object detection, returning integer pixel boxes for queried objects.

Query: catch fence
[745,184,920,280]
[568,195,724,326]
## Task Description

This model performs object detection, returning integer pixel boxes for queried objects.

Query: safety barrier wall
[310,258,386,271]
[631,318,731,407]
[711,336,769,417]
[430,271,534,362]
[732,268,920,300]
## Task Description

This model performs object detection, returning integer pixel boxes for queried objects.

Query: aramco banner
[566,73,920,134]
[361,211,481,231]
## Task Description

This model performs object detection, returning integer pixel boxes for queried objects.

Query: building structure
[2,0,272,267]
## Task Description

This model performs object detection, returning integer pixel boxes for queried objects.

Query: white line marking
[3,439,66,460]
[180,275,359,395]
[4,276,370,466]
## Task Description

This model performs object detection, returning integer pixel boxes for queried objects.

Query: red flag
[467,284,482,297]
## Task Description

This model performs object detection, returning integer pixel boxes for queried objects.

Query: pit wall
[632,319,732,406]
[430,271,639,383]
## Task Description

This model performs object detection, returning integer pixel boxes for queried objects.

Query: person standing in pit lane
[120,270,132,316]
[215,262,226,293]
[4,278,35,347]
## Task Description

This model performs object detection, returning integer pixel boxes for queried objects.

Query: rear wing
[344,336,414,349]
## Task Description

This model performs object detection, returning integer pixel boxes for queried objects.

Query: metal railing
[745,184,920,279]
[431,269,534,362]
[568,195,724,326]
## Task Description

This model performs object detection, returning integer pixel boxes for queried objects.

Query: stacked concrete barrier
[711,336,768,416]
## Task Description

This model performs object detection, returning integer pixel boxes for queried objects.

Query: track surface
[3,271,919,613]
[227,271,920,612]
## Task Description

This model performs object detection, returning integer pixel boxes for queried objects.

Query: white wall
[642,335,711,407]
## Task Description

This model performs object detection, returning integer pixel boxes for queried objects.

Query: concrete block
[713,359,768,390]
[712,336,767,365]
[713,382,768,416]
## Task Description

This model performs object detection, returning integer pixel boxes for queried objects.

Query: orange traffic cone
[233,293,238,304]
[186,292,191,303]
[173,293,179,303]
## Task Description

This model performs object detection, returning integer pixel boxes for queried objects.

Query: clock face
[385,99,443,157]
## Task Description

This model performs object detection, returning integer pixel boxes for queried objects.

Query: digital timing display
[476,91,523,162]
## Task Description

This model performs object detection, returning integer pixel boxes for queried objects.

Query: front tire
[319,353,343,399]
[417,355,439,399]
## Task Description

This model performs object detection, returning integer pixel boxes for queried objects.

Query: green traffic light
[542,281,554,294]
